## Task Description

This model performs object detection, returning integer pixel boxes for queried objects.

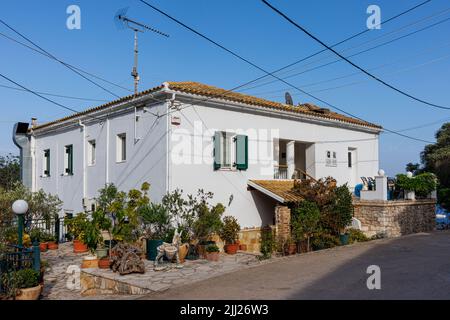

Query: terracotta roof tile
[31,81,381,131]
[249,179,303,203]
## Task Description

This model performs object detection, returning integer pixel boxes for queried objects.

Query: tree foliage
[0,154,20,190]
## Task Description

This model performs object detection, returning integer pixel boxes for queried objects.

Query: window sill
[88,163,96,167]
[40,175,51,178]
[61,173,74,176]
[116,160,127,164]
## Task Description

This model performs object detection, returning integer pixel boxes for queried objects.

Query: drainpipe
[166,92,176,193]
[12,122,32,189]
[79,120,87,200]
[105,118,110,184]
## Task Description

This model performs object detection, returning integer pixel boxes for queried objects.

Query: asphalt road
[142,230,450,300]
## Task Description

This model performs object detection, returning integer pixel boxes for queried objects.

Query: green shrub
[347,229,369,244]
[260,226,276,259]
[291,200,320,251]
[14,269,40,289]
[322,184,353,235]
[311,232,340,250]
[438,188,450,210]
[396,173,437,196]
[205,244,220,253]
[219,216,240,244]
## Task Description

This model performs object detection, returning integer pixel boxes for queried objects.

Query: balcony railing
[274,165,288,179]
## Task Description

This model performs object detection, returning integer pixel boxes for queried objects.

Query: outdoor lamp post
[12,199,29,248]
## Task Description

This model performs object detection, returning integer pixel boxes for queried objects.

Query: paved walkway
[41,242,260,299]
[82,252,260,295]
[141,231,450,300]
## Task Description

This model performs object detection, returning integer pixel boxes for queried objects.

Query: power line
[0,19,122,98]
[0,83,109,102]
[139,0,434,144]
[248,40,450,96]
[0,31,133,93]
[240,13,450,93]
[140,0,432,97]
[261,0,450,111]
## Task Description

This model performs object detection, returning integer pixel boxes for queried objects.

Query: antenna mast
[115,10,169,95]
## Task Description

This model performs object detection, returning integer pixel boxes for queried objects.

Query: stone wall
[353,199,436,238]
[275,205,291,243]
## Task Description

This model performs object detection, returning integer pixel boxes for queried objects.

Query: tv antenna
[114,8,169,95]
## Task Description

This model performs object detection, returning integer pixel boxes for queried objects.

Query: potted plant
[328,185,353,246]
[65,213,89,253]
[219,216,240,255]
[139,203,171,261]
[46,233,58,250]
[11,269,42,300]
[80,220,101,268]
[283,237,297,255]
[205,244,220,262]
[30,229,48,252]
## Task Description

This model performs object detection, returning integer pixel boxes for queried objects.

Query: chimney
[31,118,37,127]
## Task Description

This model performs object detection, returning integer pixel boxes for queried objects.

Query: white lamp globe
[12,199,28,215]
[378,169,385,177]
[406,171,413,178]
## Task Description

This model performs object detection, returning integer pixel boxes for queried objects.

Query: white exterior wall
[168,101,379,228]
[33,101,168,215]
[31,91,380,228]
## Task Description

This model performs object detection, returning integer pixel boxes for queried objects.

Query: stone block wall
[275,205,291,243]
[353,199,435,238]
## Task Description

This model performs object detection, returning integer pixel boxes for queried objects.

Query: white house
[13,81,381,230]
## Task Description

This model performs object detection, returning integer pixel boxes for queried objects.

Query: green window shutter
[235,135,248,170]
[66,145,73,175]
[213,132,221,170]
[45,150,50,176]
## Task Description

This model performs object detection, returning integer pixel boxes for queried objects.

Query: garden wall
[353,199,436,237]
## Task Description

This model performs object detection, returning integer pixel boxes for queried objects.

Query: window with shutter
[235,135,248,170]
[43,149,50,176]
[64,145,73,175]
[213,131,222,170]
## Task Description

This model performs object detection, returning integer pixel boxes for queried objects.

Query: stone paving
[40,242,261,299]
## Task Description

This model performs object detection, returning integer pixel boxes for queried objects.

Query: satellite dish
[285,92,293,105]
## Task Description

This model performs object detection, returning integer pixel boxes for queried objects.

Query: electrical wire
[140,0,434,144]
[0,19,122,98]
[261,0,450,110]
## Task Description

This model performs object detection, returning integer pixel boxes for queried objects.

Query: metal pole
[132,29,139,95]
[33,241,41,272]
[17,214,24,248]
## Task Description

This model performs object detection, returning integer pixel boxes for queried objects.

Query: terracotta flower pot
[98,257,111,269]
[15,285,42,300]
[81,256,98,269]
[73,239,88,253]
[205,252,220,262]
[239,244,247,251]
[47,241,58,250]
[224,243,239,255]
[287,243,297,255]
[178,243,189,263]
[39,242,48,252]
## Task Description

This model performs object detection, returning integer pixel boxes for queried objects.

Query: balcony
[274,165,288,179]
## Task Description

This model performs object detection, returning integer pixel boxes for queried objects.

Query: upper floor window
[88,140,96,166]
[325,150,337,167]
[64,145,73,175]
[348,151,352,168]
[213,131,248,171]
[43,149,50,177]
[116,133,126,162]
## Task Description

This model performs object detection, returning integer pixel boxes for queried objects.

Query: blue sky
[1,0,449,175]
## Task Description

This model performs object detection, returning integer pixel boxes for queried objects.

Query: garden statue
[154,228,184,271]
[111,243,146,275]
